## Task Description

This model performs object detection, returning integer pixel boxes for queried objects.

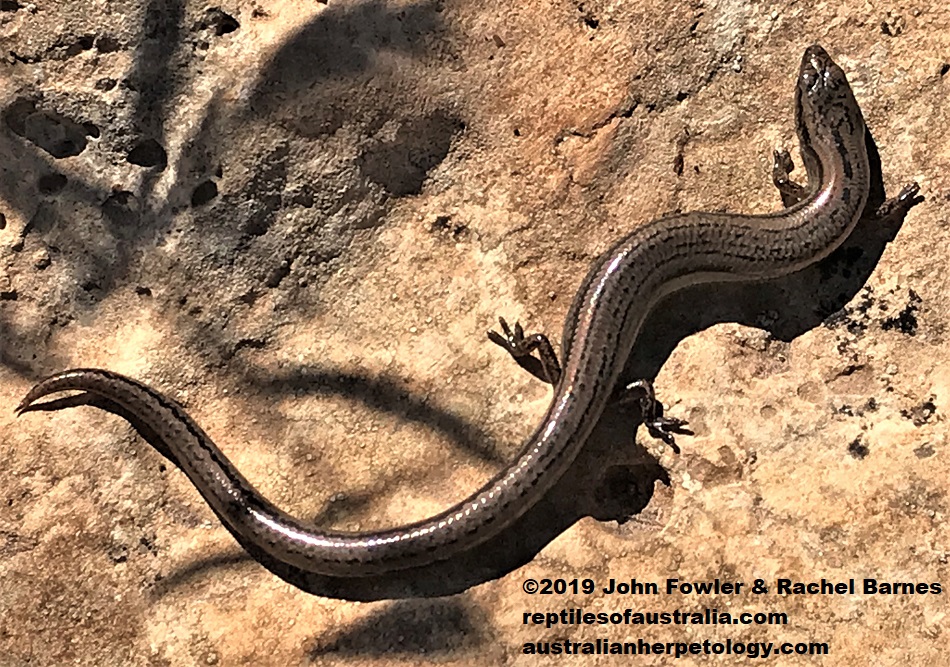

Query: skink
[16,45,921,578]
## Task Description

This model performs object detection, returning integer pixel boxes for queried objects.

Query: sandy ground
[1,1,948,665]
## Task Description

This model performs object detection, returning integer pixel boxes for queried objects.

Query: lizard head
[795,45,866,153]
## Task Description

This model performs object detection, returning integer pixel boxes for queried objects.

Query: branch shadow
[129,0,185,203]
[3,5,923,615]
[0,0,450,377]
[15,126,919,604]
[158,129,918,601]
[249,367,509,465]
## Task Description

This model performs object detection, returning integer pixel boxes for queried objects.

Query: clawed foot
[489,318,691,451]
[614,379,691,454]
[875,181,924,222]
[771,148,794,183]
[486,316,527,354]
[772,146,924,223]
[487,316,562,385]
[771,148,808,208]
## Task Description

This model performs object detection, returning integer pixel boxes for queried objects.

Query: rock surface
[1,0,947,665]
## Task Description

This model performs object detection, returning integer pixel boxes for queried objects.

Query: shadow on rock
[12,127,921,601]
[308,599,488,659]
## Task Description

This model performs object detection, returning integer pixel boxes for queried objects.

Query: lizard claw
[615,379,691,453]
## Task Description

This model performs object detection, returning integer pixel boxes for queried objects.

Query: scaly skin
[17,46,922,578]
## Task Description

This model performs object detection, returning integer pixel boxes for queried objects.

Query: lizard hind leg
[614,379,691,454]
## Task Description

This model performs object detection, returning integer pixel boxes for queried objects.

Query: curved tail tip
[14,386,42,416]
